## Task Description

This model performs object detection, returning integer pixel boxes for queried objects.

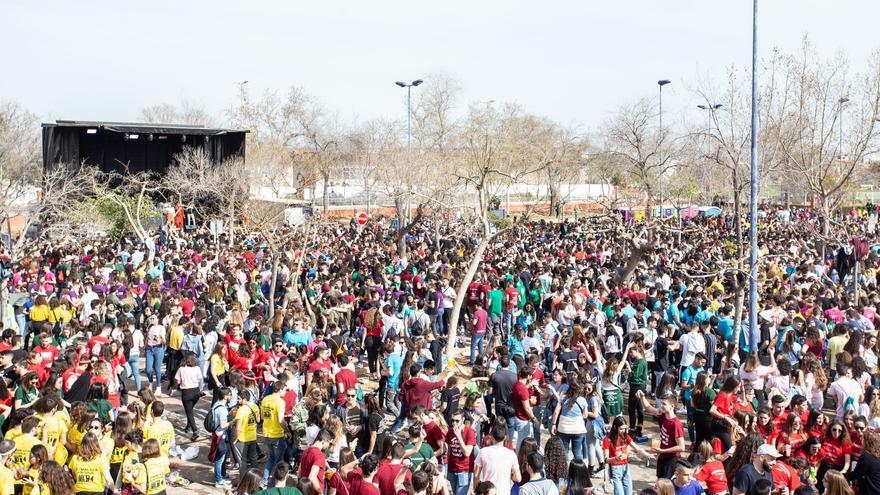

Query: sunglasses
[831,428,843,432]
[451,419,461,423]
[91,425,102,431]
[856,426,866,431]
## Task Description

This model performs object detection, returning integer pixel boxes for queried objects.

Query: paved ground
[160,348,661,495]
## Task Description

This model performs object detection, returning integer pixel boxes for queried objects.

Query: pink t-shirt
[475,444,518,495]
[175,365,202,389]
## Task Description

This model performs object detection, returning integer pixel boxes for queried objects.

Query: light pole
[748,0,760,354]
[657,80,671,214]
[395,79,424,225]
[697,104,723,198]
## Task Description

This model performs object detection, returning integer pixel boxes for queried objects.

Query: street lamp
[748,0,760,353]
[839,96,850,159]
[658,80,672,134]
[395,79,424,224]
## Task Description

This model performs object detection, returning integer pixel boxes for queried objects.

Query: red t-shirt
[62,367,83,393]
[445,426,477,473]
[33,345,58,367]
[179,299,195,316]
[299,446,328,492]
[771,461,803,492]
[88,336,110,357]
[821,436,851,466]
[335,368,358,406]
[603,435,633,466]
[771,413,789,432]
[851,431,864,461]
[375,461,411,495]
[466,282,487,307]
[713,391,737,416]
[308,359,333,381]
[283,389,298,414]
[512,381,531,420]
[530,369,546,406]
[348,472,379,495]
[657,415,684,460]
[695,460,728,494]
[400,378,444,410]
[423,421,445,452]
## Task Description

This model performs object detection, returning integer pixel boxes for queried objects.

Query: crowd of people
[0,207,877,495]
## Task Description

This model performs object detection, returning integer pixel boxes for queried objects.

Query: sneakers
[215,480,231,488]
[155,385,162,396]
[634,435,650,444]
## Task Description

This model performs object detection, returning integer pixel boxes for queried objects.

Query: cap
[756,444,782,458]
[0,440,14,456]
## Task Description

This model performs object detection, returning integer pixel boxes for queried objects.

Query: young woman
[551,381,590,461]
[602,417,652,495]
[582,381,606,473]
[543,436,568,487]
[600,358,624,421]
[818,419,852,487]
[624,339,648,439]
[108,412,132,482]
[690,371,715,450]
[132,439,171,495]
[709,375,742,452]
[36,460,75,495]
[822,469,854,495]
[565,459,595,495]
[68,432,114,495]
[15,372,40,411]
[226,469,262,495]
[175,354,203,441]
[209,343,229,404]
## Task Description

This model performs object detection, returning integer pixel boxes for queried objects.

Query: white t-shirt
[829,376,864,418]
[679,331,706,368]
[475,444,519,495]
[442,287,456,309]
[130,329,144,356]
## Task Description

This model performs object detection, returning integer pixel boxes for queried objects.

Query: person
[692,442,728,495]
[261,381,291,487]
[847,429,880,493]
[511,367,537,450]
[299,430,332,495]
[636,391,684,479]
[551,380,590,461]
[234,391,261,483]
[35,460,75,495]
[132,438,171,495]
[470,302,489,366]
[565,459,594,495]
[0,440,13,495]
[709,376,743,452]
[828,364,864,419]
[821,469,853,495]
[175,353,203,441]
[227,469,263,495]
[473,421,520,495]
[475,481,496,495]
[732,443,778,495]
[143,401,175,457]
[253,462,304,495]
[445,411,476,495]
[211,387,233,488]
[603,417,653,495]
[68,432,114,495]
[670,461,703,495]
[519,452,559,495]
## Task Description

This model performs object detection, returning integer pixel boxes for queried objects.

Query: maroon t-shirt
[423,421,445,452]
[445,426,477,473]
[512,380,531,420]
[349,472,380,495]
[400,378,444,409]
[375,460,411,495]
[299,446,328,491]
[657,414,684,460]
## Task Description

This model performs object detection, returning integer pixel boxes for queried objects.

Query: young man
[637,391,685,479]
[375,442,412,495]
[404,424,434,470]
[511,367,537,450]
[519,452,559,495]
[473,421,520,495]
[210,387,232,488]
[681,352,707,442]
[10,417,40,491]
[261,380,292,487]
[299,429,332,495]
[348,455,381,495]
[143,401,175,457]
[234,392,261,482]
[446,411,477,495]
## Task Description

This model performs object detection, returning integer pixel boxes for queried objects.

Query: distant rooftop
[42,120,248,136]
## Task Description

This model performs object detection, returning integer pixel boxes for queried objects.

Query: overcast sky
[3,0,877,134]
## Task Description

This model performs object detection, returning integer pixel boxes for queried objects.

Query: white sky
[2,0,877,134]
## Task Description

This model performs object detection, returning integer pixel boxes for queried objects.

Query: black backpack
[204,404,224,433]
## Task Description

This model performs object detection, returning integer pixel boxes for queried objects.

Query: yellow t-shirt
[100,436,115,459]
[109,443,129,465]
[168,326,184,351]
[38,415,68,454]
[0,465,13,495]
[21,469,39,495]
[210,354,227,376]
[143,418,175,457]
[133,458,170,495]
[66,424,86,450]
[11,434,41,477]
[4,428,21,442]
[261,394,285,439]
[235,403,259,443]
[29,305,50,322]
[68,455,107,493]
[32,481,49,495]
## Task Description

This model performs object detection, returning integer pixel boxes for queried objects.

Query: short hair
[142,438,161,459]
[475,482,495,495]
[412,471,430,493]
[273,462,291,484]
[151,401,165,417]
[490,420,508,442]
[525,452,544,473]
[753,479,773,495]
[360,454,380,476]
[694,352,707,361]
[20,416,39,434]
[272,381,287,394]
[391,441,406,459]
[315,429,333,444]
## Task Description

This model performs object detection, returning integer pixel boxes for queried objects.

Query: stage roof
[42,120,249,136]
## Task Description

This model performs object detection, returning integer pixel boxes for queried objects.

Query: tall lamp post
[657,80,671,214]
[697,104,723,197]
[395,79,424,225]
[748,0,760,353]
[838,97,850,158]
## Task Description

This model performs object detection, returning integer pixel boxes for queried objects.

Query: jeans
[262,437,288,486]
[532,405,545,446]
[510,417,533,451]
[214,434,228,484]
[559,432,586,461]
[389,402,409,435]
[469,333,485,365]
[235,441,259,481]
[610,463,633,495]
[653,371,665,395]
[447,472,472,495]
[436,308,446,336]
[145,345,165,387]
[128,354,142,392]
[586,436,605,468]
[384,388,400,418]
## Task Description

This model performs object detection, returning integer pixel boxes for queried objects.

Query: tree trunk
[268,258,279,319]
[549,182,561,218]
[322,171,331,214]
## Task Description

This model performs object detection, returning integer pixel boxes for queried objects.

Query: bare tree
[139,101,216,126]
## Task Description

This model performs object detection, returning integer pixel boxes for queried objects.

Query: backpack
[410,312,425,337]
[204,404,224,433]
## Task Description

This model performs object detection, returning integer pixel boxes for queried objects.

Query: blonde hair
[655,479,675,495]
[823,469,854,495]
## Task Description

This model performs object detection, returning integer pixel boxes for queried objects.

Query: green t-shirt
[487,290,504,317]
[628,358,648,386]
[254,487,304,495]
[405,442,435,469]
[88,399,113,423]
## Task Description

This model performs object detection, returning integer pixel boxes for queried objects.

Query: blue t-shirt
[214,404,229,436]
[284,329,313,347]
[674,480,704,495]
[559,396,589,418]
[682,365,704,401]
[386,352,405,390]
[717,317,734,342]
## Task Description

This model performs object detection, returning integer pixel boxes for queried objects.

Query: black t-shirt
[557,350,579,374]
[652,337,669,372]
[367,412,385,455]
[490,369,517,415]
[733,463,774,495]
[439,386,461,424]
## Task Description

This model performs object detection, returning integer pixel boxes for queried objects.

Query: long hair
[112,412,132,448]
[542,436,566,482]
[608,416,628,444]
[39,461,74,495]
[823,469,854,495]
[517,438,538,482]
[724,431,763,480]
[76,432,103,461]
[234,469,262,495]
[566,459,593,495]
